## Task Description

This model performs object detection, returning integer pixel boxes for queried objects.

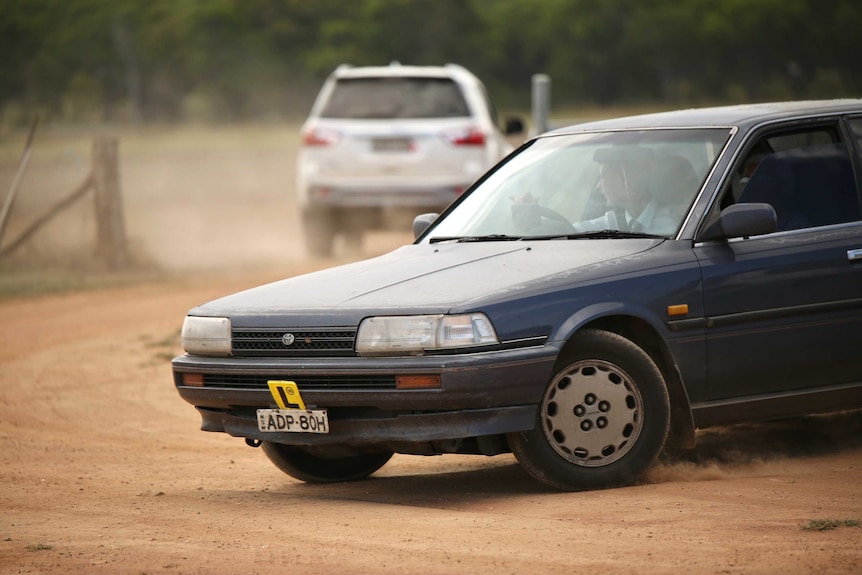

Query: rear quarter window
[321,77,470,119]
[848,117,862,163]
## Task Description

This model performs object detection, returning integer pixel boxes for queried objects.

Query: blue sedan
[173,100,862,490]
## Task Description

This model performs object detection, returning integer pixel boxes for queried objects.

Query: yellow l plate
[267,380,306,410]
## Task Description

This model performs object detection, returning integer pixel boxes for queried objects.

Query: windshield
[424,128,731,241]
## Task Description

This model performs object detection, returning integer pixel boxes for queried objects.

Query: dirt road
[1,266,860,574]
[1,125,860,574]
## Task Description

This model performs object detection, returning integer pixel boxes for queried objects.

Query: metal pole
[531,74,551,136]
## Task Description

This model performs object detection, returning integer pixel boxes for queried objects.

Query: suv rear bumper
[306,182,466,208]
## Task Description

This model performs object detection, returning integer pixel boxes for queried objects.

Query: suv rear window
[320,77,470,119]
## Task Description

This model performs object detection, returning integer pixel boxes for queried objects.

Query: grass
[26,543,53,551]
[0,121,302,163]
[0,106,687,163]
[143,329,182,364]
[0,265,173,299]
[144,330,181,349]
[802,518,861,531]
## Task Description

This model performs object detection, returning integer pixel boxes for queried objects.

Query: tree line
[1,0,860,124]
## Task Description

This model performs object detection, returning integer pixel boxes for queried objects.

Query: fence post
[92,136,127,269]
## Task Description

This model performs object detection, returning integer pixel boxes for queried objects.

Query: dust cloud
[0,125,414,276]
[648,410,862,484]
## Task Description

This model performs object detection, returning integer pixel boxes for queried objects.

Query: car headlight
[356,313,498,356]
[181,316,232,356]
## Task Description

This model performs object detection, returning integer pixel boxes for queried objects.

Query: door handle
[849,249,862,262]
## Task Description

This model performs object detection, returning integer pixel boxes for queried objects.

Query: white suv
[296,62,524,256]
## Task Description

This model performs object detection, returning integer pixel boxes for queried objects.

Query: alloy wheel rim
[541,360,644,467]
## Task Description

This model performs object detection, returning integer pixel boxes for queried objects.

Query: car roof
[546,99,862,135]
[330,62,475,81]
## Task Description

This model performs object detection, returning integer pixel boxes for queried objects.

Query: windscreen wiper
[530,230,667,240]
[428,234,525,243]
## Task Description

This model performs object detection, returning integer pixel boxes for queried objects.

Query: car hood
[190,240,662,325]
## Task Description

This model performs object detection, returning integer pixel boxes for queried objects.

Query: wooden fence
[0,128,128,269]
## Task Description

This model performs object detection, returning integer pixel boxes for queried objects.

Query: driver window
[711,124,860,232]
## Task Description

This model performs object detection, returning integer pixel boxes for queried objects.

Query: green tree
[1,0,861,124]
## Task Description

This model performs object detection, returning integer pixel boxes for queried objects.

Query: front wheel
[262,443,393,483]
[508,329,670,491]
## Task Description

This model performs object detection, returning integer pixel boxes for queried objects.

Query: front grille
[202,374,396,391]
[232,328,356,357]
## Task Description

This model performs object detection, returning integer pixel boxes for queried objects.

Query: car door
[693,119,862,402]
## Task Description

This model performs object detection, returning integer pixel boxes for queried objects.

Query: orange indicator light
[183,373,205,387]
[396,375,441,390]
[667,304,689,317]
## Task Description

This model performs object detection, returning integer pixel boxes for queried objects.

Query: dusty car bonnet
[190,240,662,320]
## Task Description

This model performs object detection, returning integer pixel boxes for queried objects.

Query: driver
[573,148,676,235]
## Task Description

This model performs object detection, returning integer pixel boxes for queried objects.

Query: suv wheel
[302,205,336,258]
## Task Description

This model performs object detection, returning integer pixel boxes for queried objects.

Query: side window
[716,125,861,232]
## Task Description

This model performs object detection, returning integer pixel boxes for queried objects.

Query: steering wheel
[512,202,573,234]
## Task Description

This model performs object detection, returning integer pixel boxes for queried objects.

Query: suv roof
[308,62,483,119]
[329,62,476,80]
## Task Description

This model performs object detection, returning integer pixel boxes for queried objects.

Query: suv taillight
[443,126,486,146]
[302,127,341,146]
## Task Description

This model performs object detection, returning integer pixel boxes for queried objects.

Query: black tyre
[508,329,670,491]
[261,442,393,483]
[302,206,336,258]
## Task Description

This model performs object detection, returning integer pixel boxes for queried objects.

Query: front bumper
[173,344,558,446]
[197,405,537,447]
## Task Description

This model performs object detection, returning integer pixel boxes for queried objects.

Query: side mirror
[699,203,777,242]
[413,213,439,240]
[504,116,525,135]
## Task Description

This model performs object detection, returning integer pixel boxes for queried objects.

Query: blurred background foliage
[1,0,860,125]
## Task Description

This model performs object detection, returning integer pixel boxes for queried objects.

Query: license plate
[372,137,412,152]
[257,409,329,434]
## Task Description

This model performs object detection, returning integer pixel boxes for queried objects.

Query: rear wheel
[302,206,336,258]
[508,329,670,491]
[262,442,393,483]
